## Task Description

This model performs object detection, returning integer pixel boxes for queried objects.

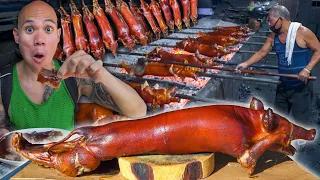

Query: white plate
[0,128,71,166]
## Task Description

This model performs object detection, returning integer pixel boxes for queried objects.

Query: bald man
[236,5,320,126]
[0,1,146,135]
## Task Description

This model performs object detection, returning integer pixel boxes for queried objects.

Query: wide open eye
[25,26,34,33]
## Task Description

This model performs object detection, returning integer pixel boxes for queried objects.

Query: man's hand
[298,68,310,84]
[235,62,248,73]
[57,50,104,83]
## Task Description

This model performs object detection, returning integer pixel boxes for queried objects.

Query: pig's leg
[268,144,296,156]
[237,133,289,175]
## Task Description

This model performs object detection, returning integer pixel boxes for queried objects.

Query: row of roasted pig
[54,0,198,60]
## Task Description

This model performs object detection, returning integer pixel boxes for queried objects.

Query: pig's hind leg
[237,133,289,175]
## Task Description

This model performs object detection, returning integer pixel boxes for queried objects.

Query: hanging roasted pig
[54,44,64,60]
[82,0,105,59]
[159,0,175,32]
[195,35,240,47]
[129,1,153,42]
[175,39,231,58]
[12,97,316,177]
[58,7,76,58]
[170,0,182,31]
[104,0,136,50]
[93,0,118,56]
[116,0,148,45]
[180,0,190,28]
[121,60,200,79]
[140,0,162,40]
[146,47,215,65]
[150,0,169,37]
[127,81,180,108]
[190,0,197,25]
[69,0,90,53]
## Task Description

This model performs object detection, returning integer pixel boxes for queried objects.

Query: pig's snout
[291,125,316,141]
[309,129,316,140]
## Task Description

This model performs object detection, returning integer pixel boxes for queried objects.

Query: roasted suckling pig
[215,26,250,33]
[75,103,115,126]
[180,0,191,28]
[150,0,169,37]
[198,30,249,39]
[69,0,90,53]
[116,0,148,45]
[37,68,61,89]
[195,35,240,47]
[190,0,198,25]
[146,47,215,65]
[127,81,180,107]
[104,0,136,50]
[169,0,182,31]
[93,0,118,56]
[58,7,76,58]
[54,44,64,60]
[159,0,175,32]
[140,0,162,40]
[121,61,200,79]
[175,39,231,57]
[12,97,316,177]
[82,0,105,59]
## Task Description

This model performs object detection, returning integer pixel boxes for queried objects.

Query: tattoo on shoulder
[76,78,121,113]
[42,85,54,103]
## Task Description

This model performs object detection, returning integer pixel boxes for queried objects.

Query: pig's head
[250,97,316,144]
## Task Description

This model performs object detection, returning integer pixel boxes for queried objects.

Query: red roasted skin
[75,103,114,126]
[180,0,190,28]
[140,0,161,40]
[116,0,148,45]
[121,61,199,79]
[69,0,90,53]
[129,1,153,42]
[198,31,249,39]
[146,47,215,65]
[82,0,105,59]
[215,26,250,33]
[196,35,240,47]
[104,0,136,50]
[176,39,231,57]
[93,0,118,56]
[58,7,75,58]
[190,0,198,25]
[150,0,169,37]
[12,97,316,177]
[170,0,182,31]
[159,0,174,32]
[53,44,64,60]
[127,81,180,107]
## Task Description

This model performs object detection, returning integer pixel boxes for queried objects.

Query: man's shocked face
[13,1,61,71]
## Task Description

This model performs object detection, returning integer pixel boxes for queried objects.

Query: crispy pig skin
[37,68,62,89]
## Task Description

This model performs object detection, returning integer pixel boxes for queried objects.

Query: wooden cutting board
[118,153,214,180]
[11,152,318,180]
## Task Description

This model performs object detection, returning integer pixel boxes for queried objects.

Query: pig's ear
[250,97,264,110]
[262,108,276,132]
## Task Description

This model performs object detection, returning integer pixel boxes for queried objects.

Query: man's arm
[236,33,275,69]
[303,27,320,71]
[77,71,147,118]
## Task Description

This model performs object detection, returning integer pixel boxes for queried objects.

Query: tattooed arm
[76,74,147,117]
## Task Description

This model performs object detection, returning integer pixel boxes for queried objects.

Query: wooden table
[11,151,317,180]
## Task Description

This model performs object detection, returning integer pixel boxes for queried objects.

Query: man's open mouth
[33,52,45,62]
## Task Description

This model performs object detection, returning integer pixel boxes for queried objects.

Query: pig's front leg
[237,133,289,175]
[268,144,296,156]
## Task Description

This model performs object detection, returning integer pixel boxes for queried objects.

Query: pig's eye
[25,27,33,33]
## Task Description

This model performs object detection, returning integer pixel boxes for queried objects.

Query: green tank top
[10,60,74,130]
